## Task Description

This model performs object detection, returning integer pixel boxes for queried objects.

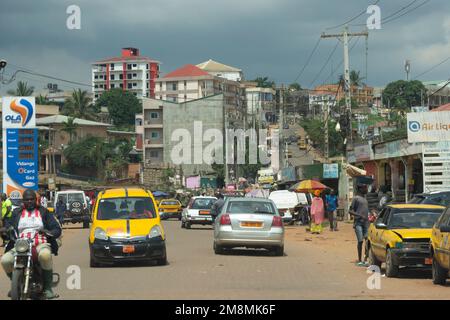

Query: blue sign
[6,129,39,190]
[323,163,339,179]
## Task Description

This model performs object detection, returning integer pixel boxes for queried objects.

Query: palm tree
[61,117,79,144]
[7,81,34,96]
[63,89,96,120]
[350,70,362,86]
[254,77,275,88]
[36,94,51,105]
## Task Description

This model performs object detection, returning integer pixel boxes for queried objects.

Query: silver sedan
[213,198,284,256]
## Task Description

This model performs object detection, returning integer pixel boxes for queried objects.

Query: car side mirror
[439,225,450,233]
[375,222,387,229]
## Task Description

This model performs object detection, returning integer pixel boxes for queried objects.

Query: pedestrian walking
[310,190,325,234]
[349,184,370,267]
[1,193,13,247]
[55,198,66,226]
[326,190,339,231]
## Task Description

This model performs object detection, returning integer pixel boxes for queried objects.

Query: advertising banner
[407,111,450,143]
[323,163,339,179]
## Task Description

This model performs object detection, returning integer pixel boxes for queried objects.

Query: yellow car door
[371,208,390,260]
[435,208,450,269]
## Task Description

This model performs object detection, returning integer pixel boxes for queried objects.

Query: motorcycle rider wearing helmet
[1,189,62,299]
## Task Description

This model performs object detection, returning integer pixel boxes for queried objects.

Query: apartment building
[196,59,243,82]
[92,47,160,102]
[313,84,374,107]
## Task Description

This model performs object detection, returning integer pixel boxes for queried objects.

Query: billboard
[323,163,339,179]
[407,111,450,143]
[2,97,39,197]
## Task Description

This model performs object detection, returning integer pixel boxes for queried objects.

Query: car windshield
[388,208,443,229]
[227,201,277,215]
[191,198,216,209]
[408,196,425,204]
[68,193,85,203]
[161,200,179,206]
[97,197,156,220]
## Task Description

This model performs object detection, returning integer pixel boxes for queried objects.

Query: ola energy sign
[2,97,38,197]
[407,111,450,143]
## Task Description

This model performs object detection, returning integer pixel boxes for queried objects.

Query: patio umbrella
[289,180,330,193]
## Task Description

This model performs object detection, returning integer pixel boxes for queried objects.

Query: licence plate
[241,222,263,228]
[425,258,432,265]
[122,245,135,254]
[199,210,210,215]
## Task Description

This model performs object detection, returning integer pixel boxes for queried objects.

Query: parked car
[213,198,284,256]
[367,204,445,278]
[158,199,182,220]
[50,190,90,228]
[430,206,450,285]
[409,191,450,207]
[89,188,167,267]
[181,196,217,229]
[269,190,308,224]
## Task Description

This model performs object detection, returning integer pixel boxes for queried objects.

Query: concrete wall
[162,94,224,176]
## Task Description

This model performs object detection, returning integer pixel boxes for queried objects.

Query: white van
[53,190,90,228]
[269,190,308,223]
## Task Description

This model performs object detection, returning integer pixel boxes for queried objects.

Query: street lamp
[0,60,7,71]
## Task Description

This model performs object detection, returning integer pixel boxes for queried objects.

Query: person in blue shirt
[326,189,339,231]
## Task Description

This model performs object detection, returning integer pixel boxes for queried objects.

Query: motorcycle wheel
[11,269,25,300]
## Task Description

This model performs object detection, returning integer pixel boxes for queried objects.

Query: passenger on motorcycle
[0,189,62,299]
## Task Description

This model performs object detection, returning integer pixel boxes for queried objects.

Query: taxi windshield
[97,197,156,220]
[388,208,443,229]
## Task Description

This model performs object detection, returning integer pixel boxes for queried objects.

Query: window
[184,80,187,88]
[438,208,450,227]
[133,83,137,87]
[94,75,98,79]
[110,84,115,88]
[147,83,149,89]
[133,64,137,68]
[97,197,156,220]
[110,74,115,80]
[94,85,98,89]
[110,64,114,70]
[159,83,162,89]
[120,84,123,88]
[95,94,98,98]
[146,73,149,80]
[127,64,132,70]
[150,112,158,119]
[127,74,132,80]
[184,94,187,100]
[146,64,149,70]
[150,151,159,158]
[172,83,177,90]
[133,73,137,78]
[128,83,132,89]
[146,93,149,97]
[159,96,163,100]
[151,132,159,139]
[119,74,123,80]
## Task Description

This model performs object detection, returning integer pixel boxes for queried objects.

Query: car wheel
[368,245,382,268]
[274,246,284,257]
[214,242,224,254]
[181,221,185,228]
[385,248,399,278]
[432,256,448,285]
[156,255,168,266]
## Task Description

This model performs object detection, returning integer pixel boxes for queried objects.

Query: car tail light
[272,216,283,227]
[220,214,231,225]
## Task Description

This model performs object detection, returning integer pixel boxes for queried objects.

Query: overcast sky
[1,0,449,94]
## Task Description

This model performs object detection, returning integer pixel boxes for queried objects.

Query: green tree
[7,81,34,96]
[253,77,275,88]
[350,70,362,86]
[63,89,97,120]
[289,83,302,91]
[95,88,141,126]
[61,117,79,144]
[36,94,51,105]
[302,118,344,157]
[382,80,426,111]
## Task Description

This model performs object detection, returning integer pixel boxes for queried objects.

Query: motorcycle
[7,228,60,300]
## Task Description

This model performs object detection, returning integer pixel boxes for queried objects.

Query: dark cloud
[1,0,449,94]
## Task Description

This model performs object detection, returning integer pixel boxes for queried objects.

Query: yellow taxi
[430,206,450,285]
[158,199,182,220]
[368,204,445,277]
[89,188,167,267]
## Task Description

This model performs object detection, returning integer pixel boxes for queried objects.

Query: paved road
[0,221,449,299]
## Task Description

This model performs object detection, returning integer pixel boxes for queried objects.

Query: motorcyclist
[0,189,62,299]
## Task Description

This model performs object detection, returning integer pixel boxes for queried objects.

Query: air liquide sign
[407,111,450,143]
[2,97,38,196]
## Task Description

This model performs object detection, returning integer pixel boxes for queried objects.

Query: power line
[326,0,381,30]
[383,0,431,25]
[413,56,450,80]
[293,37,322,83]
[309,40,340,88]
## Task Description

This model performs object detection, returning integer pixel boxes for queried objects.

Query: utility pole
[321,26,368,152]
[324,103,329,162]
[279,85,285,171]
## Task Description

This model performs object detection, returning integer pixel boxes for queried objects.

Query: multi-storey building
[313,84,374,107]
[92,47,160,102]
[196,59,244,82]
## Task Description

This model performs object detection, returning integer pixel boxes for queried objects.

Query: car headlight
[149,226,162,239]
[15,239,29,253]
[94,228,108,241]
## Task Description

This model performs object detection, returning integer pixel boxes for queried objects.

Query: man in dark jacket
[1,189,62,299]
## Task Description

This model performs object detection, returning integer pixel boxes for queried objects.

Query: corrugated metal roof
[197,59,242,72]
[36,115,110,127]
